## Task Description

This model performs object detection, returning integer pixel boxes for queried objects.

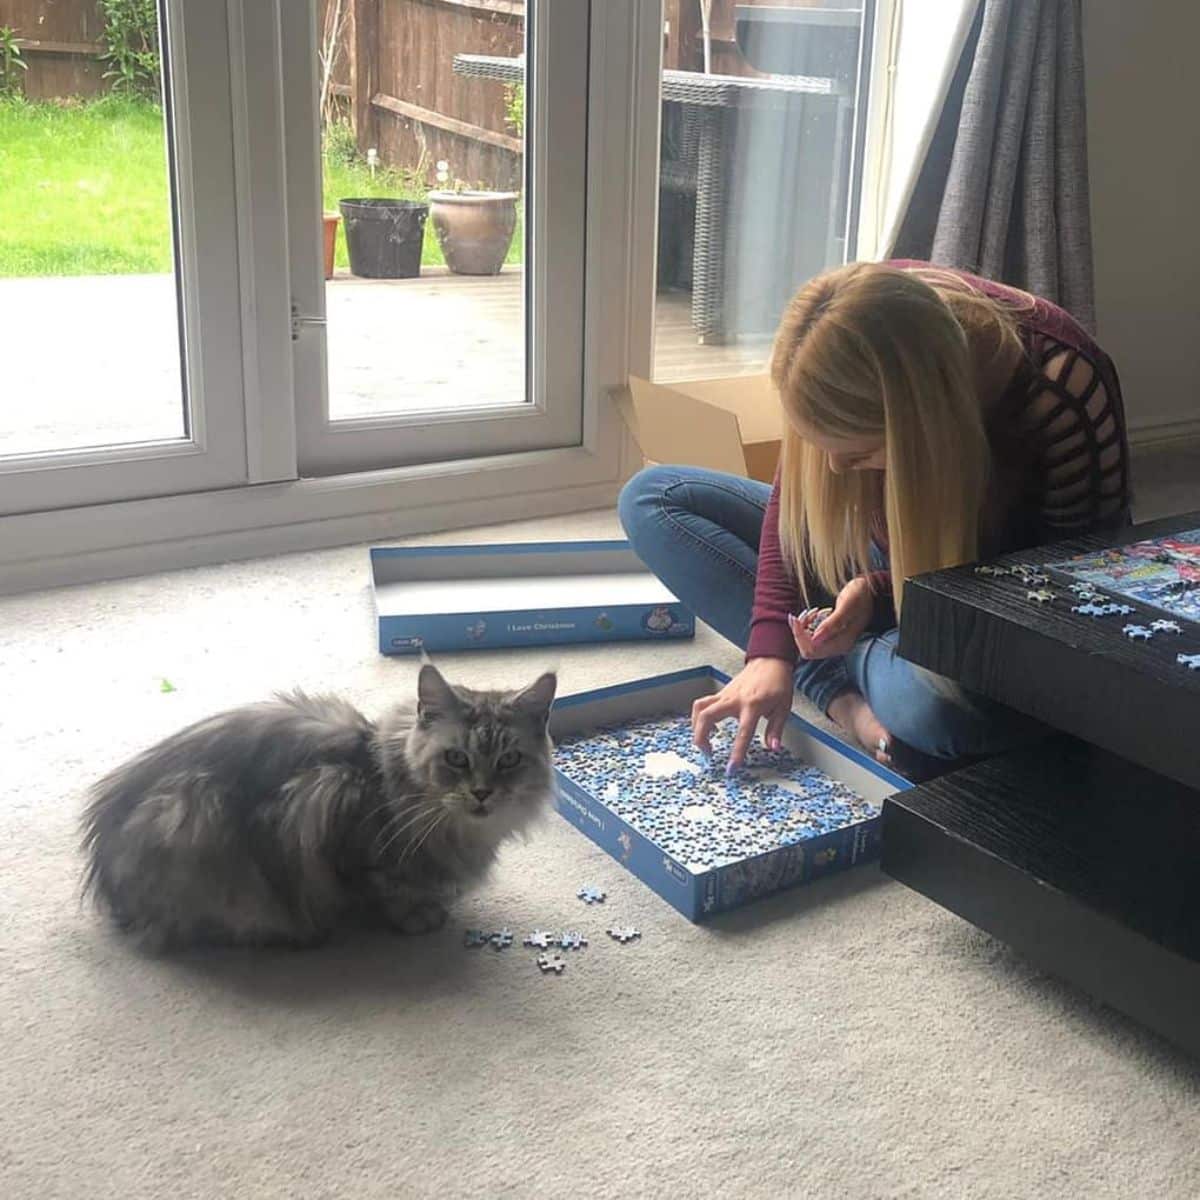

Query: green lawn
[0,96,522,277]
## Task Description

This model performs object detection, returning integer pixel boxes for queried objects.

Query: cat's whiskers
[395,807,450,869]
[356,796,410,833]
[370,796,433,842]
[361,790,436,841]
[373,805,438,858]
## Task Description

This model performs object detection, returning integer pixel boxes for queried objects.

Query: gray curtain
[891,0,1095,331]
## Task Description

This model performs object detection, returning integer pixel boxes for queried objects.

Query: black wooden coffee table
[882,511,1200,1056]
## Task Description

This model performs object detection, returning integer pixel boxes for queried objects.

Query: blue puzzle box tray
[371,540,695,655]
[549,667,911,922]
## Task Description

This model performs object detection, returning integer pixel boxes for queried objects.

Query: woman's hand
[692,657,795,773]
[789,577,874,660]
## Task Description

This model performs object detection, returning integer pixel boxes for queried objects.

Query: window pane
[653,0,871,382]
[316,0,527,421]
[0,6,187,457]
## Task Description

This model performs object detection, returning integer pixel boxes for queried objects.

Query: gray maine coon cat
[81,664,556,951]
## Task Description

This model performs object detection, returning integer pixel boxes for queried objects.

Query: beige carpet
[4,507,1200,1200]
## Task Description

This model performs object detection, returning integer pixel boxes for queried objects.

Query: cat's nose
[471,787,493,803]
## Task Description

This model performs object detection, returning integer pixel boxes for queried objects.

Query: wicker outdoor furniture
[453,53,849,343]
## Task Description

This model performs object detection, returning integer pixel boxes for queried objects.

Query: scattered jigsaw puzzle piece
[1072,602,1109,617]
[1151,620,1183,634]
[1103,603,1135,616]
[607,926,642,944]
[1177,653,1200,671]
[1027,589,1056,604]
[489,928,513,950]
[537,952,567,974]
[523,930,556,949]
[577,885,607,905]
[1122,624,1153,641]
[464,929,491,948]
[558,931,588,950]
[974,564,1012,577]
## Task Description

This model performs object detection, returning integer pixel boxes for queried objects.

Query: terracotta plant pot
[322,212,341,280]
[428,190,519,276]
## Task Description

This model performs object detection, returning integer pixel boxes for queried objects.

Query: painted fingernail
[768,736,782,751]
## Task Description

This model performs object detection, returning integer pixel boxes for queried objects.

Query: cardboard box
[619,375,782,482]
[371,540,695,655]
[550,667,910,921]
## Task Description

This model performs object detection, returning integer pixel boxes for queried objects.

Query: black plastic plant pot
[338,198,428,279]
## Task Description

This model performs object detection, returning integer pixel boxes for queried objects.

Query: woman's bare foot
[827,689,893,766]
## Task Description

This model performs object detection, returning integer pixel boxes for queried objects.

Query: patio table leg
[691,105,731,344]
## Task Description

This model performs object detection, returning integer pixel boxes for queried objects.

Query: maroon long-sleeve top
[747,264,1131,664]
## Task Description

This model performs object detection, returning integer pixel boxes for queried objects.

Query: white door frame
[291,1,590,475]
[0,0,251,515]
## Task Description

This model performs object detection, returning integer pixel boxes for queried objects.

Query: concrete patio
[0,270,768,460]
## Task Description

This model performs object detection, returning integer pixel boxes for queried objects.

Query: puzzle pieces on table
[577,885,607,905]
[489,928,514,950]
[523,930,556,949]
[1027,589,1056,604]
[537,952,567,974]
[1019,571,1051,587]
[1069,582,1100,596]
[1123,624,1154,641]
[1052,528,1200,625]
[463,929,491,948]
[974,564,1013,577]
[1072,601,1135,618]
[607,926,641,944]
[1151,620,1183,634]
[1178,653,1200,671]
[558,931,588,950]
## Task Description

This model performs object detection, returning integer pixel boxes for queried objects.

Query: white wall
[1085,3,1200,444]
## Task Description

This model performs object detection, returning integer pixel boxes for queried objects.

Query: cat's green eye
[444,749,470,769]
[497,749,522,770]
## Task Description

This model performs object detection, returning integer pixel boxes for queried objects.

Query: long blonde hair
[771,262,1027,616]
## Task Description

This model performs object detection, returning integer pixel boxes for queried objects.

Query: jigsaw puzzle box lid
[550,667,911,922]
[619,375,782,483]
[371,540,695,655]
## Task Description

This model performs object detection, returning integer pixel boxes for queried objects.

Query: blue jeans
[618,464,1040,760]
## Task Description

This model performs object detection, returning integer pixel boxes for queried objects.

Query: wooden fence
[325,0,842,188]
[0,0,107,99]
[321,0,525,191]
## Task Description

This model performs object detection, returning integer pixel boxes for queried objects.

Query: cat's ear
[417,663,461,723]
[513,672,557,724]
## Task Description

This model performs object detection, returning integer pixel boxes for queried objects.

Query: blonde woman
[619,261,1130,775]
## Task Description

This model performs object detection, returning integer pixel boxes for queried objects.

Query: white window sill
[0,431,641,596]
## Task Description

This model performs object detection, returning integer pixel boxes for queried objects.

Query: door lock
[290,302,327,341]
